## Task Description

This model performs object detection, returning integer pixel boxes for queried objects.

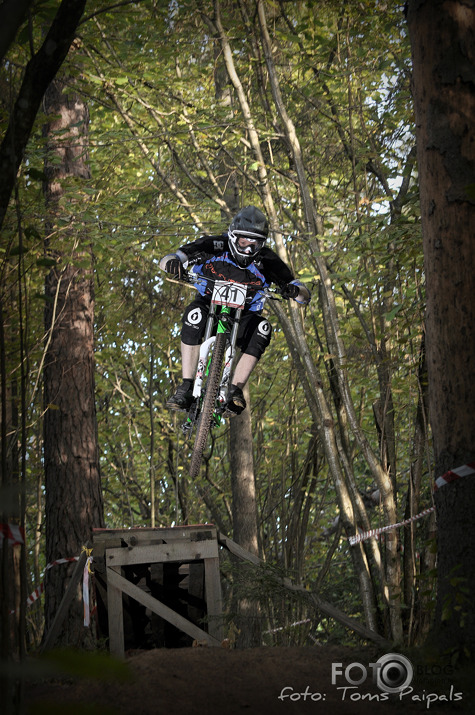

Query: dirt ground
[25,644,473,715]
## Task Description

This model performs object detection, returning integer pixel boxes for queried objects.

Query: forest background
[1,0,441,659]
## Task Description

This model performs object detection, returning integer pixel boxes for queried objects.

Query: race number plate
[211,280,247,308]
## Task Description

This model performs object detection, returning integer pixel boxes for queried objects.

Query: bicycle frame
[183,279,248,435]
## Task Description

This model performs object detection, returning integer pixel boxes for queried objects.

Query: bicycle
[166,270,279,480]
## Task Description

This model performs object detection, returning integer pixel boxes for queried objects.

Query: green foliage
[1,0,432,649]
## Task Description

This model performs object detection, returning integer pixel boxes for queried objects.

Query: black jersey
[178,234,295,303]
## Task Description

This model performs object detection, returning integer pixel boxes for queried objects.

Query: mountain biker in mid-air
[160,205,310,416]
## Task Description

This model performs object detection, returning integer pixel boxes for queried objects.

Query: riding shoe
[166,381,194,411]
[224,385,246,417]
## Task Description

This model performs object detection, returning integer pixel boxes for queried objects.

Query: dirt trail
[26,645,471,715]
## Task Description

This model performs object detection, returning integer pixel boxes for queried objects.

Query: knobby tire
[189,332,227,480]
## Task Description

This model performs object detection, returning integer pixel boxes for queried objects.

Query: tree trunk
[43,79,104,648]
[0,329,18,669]
[407,0,475,655]
[209,25,261,645]
[229,384,261,647]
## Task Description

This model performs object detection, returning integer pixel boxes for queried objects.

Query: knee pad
[242,317,272,359]
[181,300,208,344]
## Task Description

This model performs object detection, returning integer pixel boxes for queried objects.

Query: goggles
[230,230,266,255]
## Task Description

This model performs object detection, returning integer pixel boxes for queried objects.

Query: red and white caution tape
[26,582,45,607]
[434,461,475,491]
[349,506,435,546]
[264,618,312,635]
[24,557,79,607]
[0,523,25,546]
[25,552,93,627]
[350,462,475,546]
[83,563,91,627]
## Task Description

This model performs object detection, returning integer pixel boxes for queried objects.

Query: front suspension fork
[192,305,241,406]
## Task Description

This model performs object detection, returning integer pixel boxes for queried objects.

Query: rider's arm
[177,235,227,264]
[260,248,311,305]
[160,235,227,274]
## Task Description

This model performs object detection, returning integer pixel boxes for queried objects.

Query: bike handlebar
[167,270,282,301]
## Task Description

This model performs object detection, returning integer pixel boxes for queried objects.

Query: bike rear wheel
[189,332,226,480]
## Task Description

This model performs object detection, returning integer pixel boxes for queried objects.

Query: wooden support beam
[105,539,218,568]
[218,534,261,566]
[217,532,391,648]
[204,556,223,642]
[106,567,221,656]
[106,566,125,657]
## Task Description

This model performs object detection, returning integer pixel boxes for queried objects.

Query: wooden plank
[40,551,87,653]
[94,525,217,546]
[204,557,223,642]
[105,540,218,567]
[107,566,125,657]
[157,526,217,542]
[217,533,261,566]
[308,593,390,647]
[106,567,221,647]
[218,531,391,648]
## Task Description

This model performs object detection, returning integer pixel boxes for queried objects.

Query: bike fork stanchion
[192,336,216,401]
[189,331,227,480]
[219,308,241,404]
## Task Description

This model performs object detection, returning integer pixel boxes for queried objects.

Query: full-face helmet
[228,206,269,267]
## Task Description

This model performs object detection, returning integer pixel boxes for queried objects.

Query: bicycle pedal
[181,420,193,436]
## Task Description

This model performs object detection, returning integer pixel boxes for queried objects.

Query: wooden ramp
[92,525,390,657]
[93,525,223,656]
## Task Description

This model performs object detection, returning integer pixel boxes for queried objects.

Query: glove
[165,257,185,279]
[280,283,300,300]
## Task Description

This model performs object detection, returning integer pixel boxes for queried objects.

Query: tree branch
[0,0,34,64]
[0,0,87,235]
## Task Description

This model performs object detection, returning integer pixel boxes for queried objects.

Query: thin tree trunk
[254,0,385,635]
[208,26,262,643]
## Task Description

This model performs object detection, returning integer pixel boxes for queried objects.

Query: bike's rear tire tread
[189,332,227,480]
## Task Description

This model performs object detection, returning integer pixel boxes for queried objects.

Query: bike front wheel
[189,332,227,480]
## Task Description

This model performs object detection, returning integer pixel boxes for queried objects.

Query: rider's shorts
[181,295,272,360]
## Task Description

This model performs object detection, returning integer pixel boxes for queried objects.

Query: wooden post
[107,566,125,657]
[204,556,223,641]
